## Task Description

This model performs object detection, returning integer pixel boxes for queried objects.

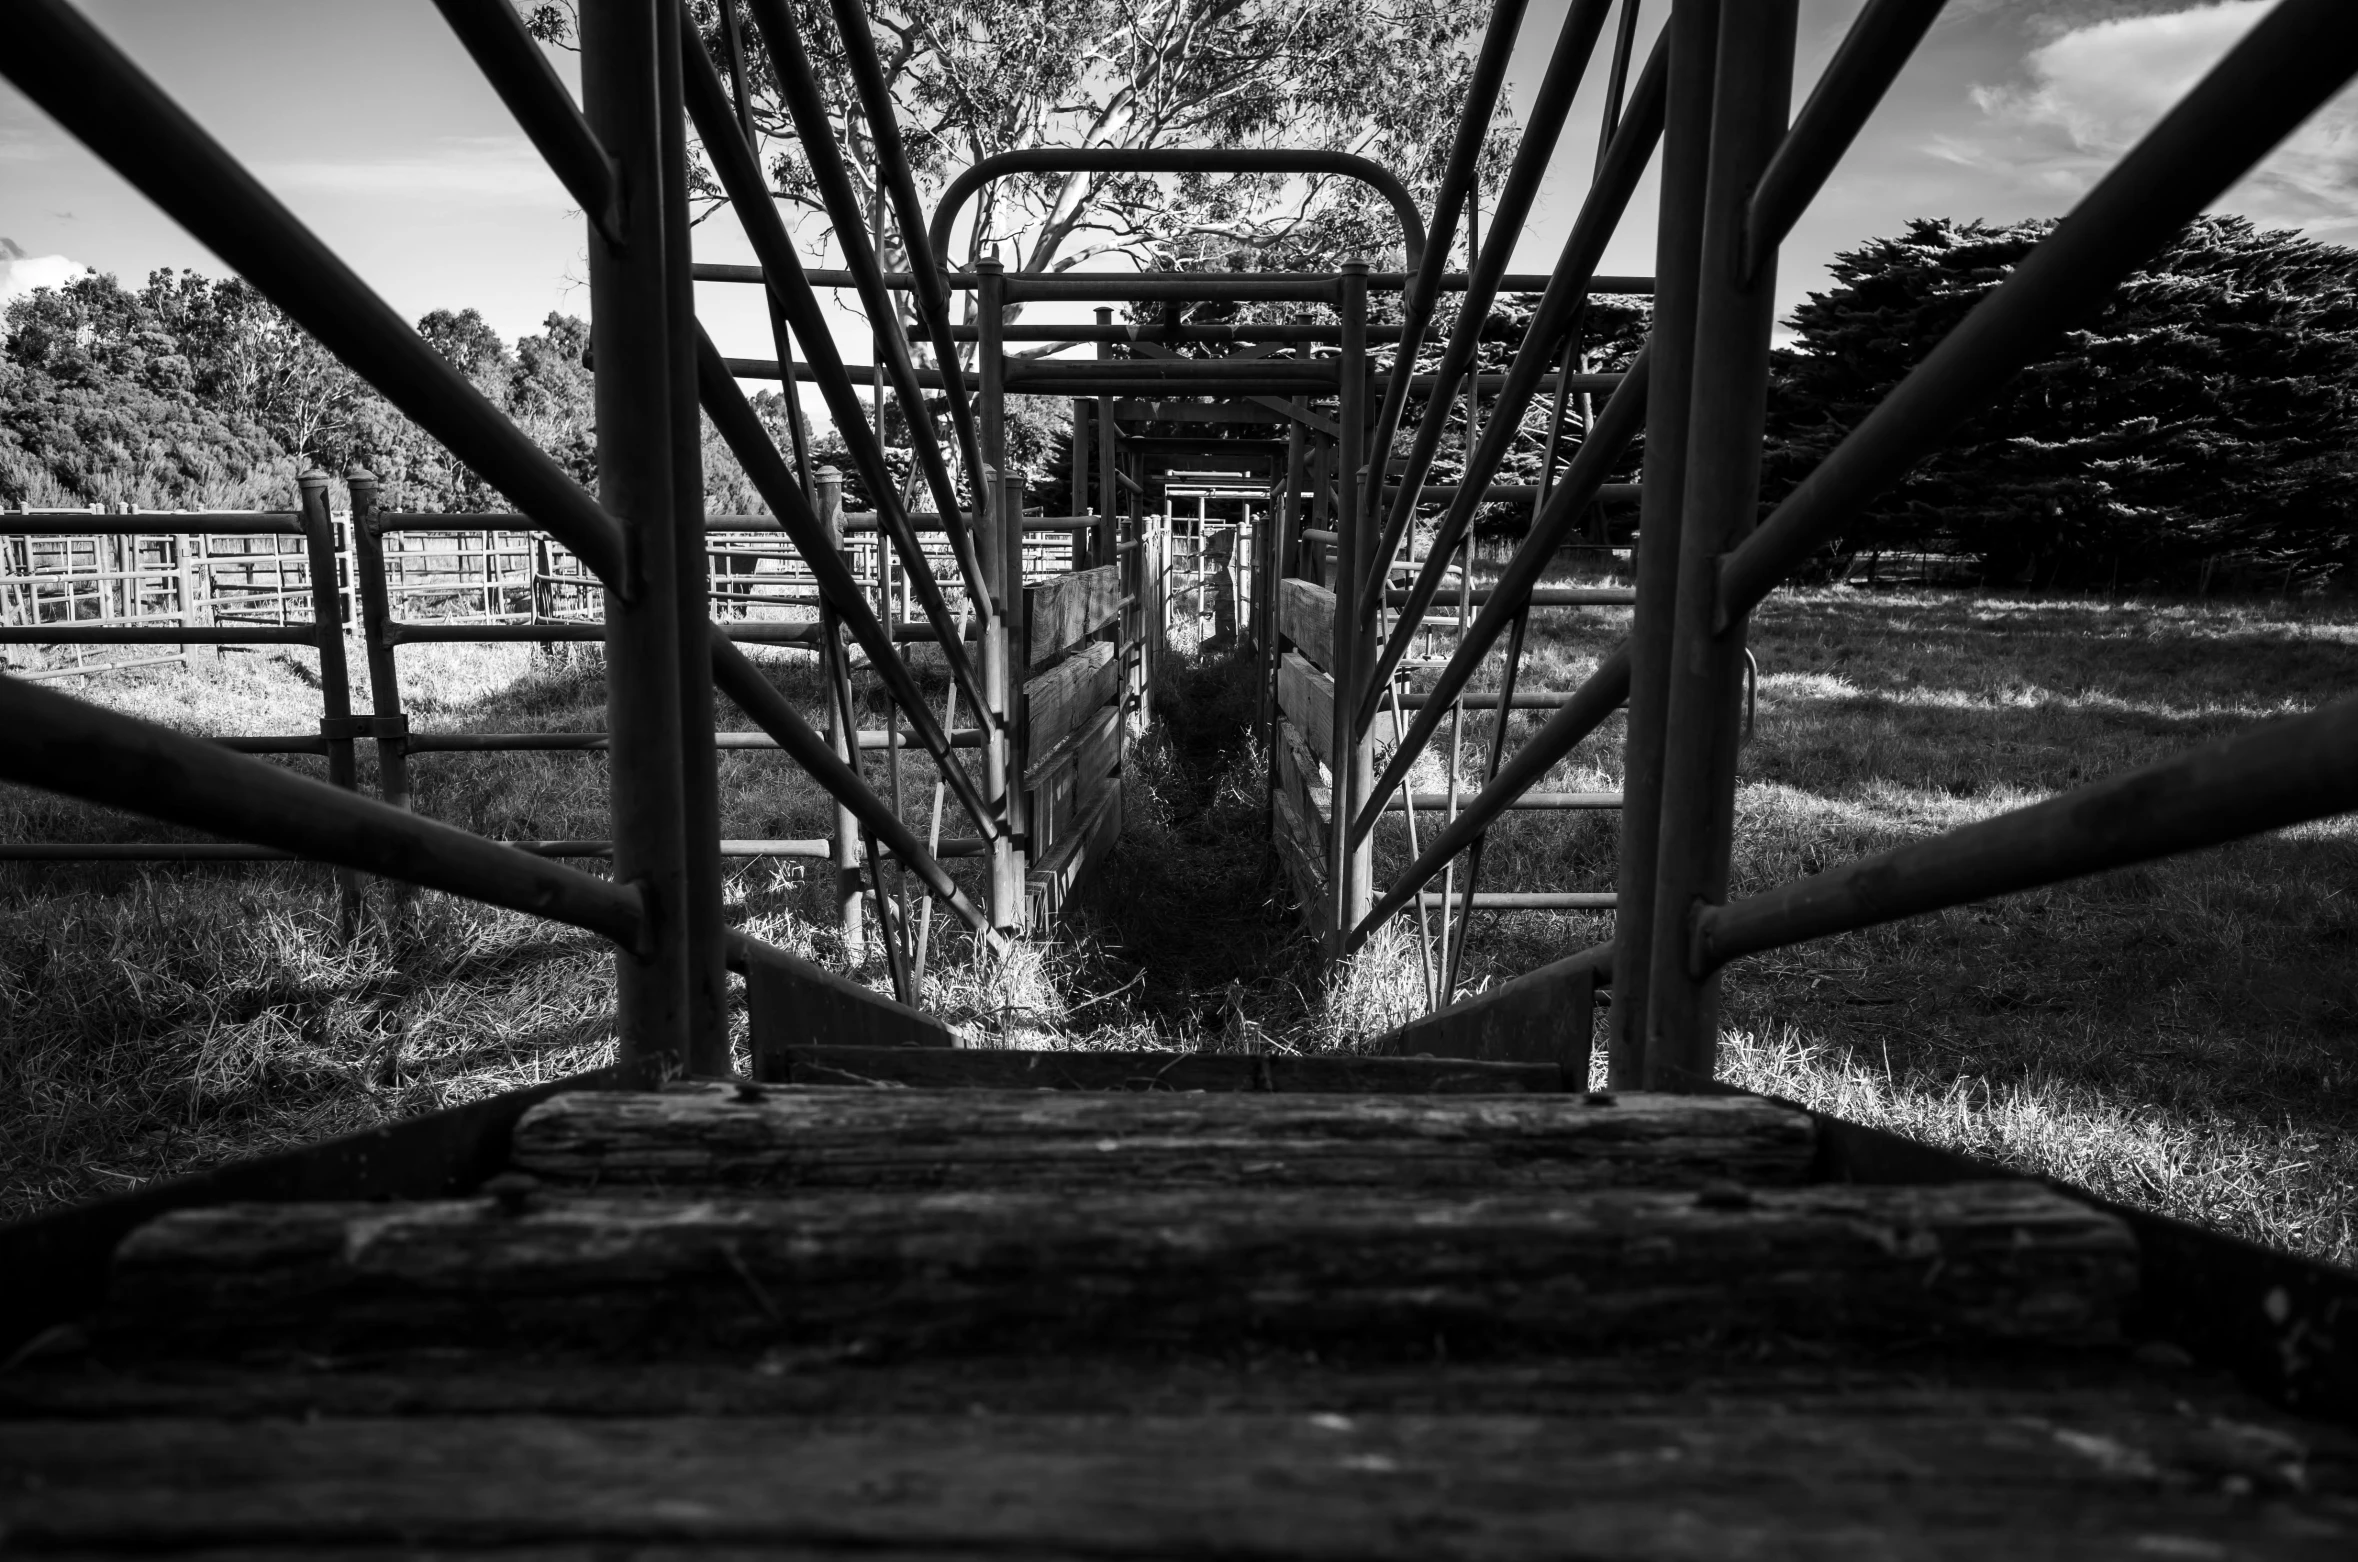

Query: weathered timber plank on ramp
[764,1045,1560,1092]
[507,1082,1815,1190]
[1276,649,1334,759]
[100,1181,2134,1357]
[1023,639,1119,759]
[1276,576,1335,672]
[1027,564,1122,666]
[6,1398,2347,1557]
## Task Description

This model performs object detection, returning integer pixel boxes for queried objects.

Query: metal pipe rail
[677,27,998,646]
[0,2,630,594]
[820,0,992,534]
[734,1,976,577]
[710,634,1001,948]
[1360,32,1668,629]
[0,672,644,950]
[925,149,1428,280]
[694,333,1004,845]
[694,262,1654,294]
[1356,352,1651,828]
[428,0,623,244]
[1696,695,2358,974]
[1362,0,1616,614]
[1353,0,1535,597]
[1347,647,1631,953]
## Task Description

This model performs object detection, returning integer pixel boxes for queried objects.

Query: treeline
[12,215,2358,591]
[0,268,792,515]
[1765,216,2358,590]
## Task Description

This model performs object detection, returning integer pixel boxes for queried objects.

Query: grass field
[5,581,2356,1270]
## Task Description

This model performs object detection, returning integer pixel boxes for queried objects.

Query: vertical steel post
[1607,0,1721,1089]
[660,3,729,1073]
[1000,470,1030,932]
[817,466,864,950]
[296,469,363,937]
[1643,0,1798,1090]
[583,0,693,1077]
[1095,307,1118,573]
[343,469,409,815]
[977,260,1018,932]
[1330,261,1373,956]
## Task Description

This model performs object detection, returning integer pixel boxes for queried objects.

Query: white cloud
[0,250,89,308]
[1963,2,2358,233]
[257,136,569,203]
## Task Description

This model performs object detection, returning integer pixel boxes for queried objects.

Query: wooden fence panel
[1027,565,1122,667]
[1023,640,1119,762]
[1277,578,1334,673]
[1276,650,1335,761]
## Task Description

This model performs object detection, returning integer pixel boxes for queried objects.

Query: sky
[5,0,2357,387]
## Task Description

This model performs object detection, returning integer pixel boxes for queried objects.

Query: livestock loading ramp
[4,0,2358,1551]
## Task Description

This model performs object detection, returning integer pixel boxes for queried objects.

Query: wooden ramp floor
[4,1050,2354,1557]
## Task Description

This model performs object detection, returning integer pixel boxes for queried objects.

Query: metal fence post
[977,259,1021,934]
[1330,259,1374,956]
[659,4,730,1074]
[296,469,364,938]
[1642,0,1797,1089]
[817,465,864,950]
[1608,0,1719,1088]
[343,468,410,814]
[583,0,694,1079]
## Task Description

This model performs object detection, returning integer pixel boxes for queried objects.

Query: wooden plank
[8,1392,2354,1554]
[1022,639,1118,762]
[1373,947,1605,1075]
[0,1063,641,1359]
[767,1046,1561,1093]
[98,1181,2137,1357]
[1025,564,1121,666]
[511,1084,1817,1191]
[1074,704,1121,794]
[1023,702,1118,790]
[1275,650,1334,760]
[1277,578,1334,672]
[1276,715,1329,858]
[1272,784,1327,928]
[1026,777,1121,929]
[744,940,951,1074]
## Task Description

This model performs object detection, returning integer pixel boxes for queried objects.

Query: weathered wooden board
[1026,564,1121,667]
[1272,783,1327,927]
[1373,948,1603,1076]
[765,1046,1561,1094]
[5,1392,2350,1555]
[1026,777,1120,929]
[100,1181,2136,1356]
[1023,639,1118,762]
[745,940,951,1074]
[1074,704,1121,794]
[1277,577,1335,673]
[1275,716,1329,859]
[1275,650,1334,761]
[510,1083,1814,1191]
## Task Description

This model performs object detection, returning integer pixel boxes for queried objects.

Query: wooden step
[100,1181,2135,1359]
[508,1083,1817,1191]
[762,1045,1566,1092]
[8,1393,2348,1557]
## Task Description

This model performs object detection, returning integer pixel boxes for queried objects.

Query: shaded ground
[1061,641,1324,1047]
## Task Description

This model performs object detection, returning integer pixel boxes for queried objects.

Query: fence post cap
[297,468,331,485]
[345,466,378,485]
